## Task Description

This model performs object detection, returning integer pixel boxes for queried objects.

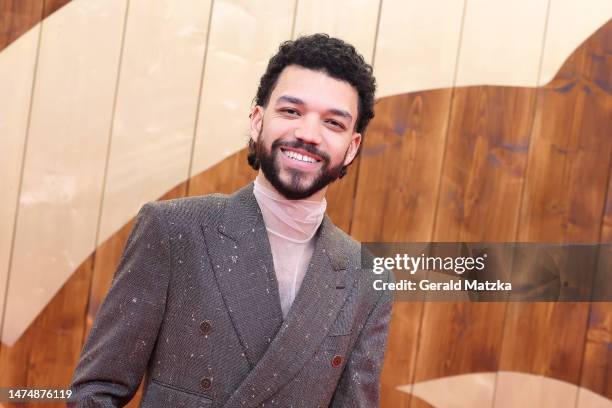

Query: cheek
[263,118,295,139]
[325,138,352,163]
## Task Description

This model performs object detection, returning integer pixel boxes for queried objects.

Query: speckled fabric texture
[70,184,393,408]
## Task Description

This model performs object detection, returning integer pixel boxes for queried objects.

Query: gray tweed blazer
[70,183,393,407]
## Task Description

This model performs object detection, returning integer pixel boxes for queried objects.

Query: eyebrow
[276,95,353,121]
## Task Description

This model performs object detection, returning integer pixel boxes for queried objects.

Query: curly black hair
[248,33,376,177]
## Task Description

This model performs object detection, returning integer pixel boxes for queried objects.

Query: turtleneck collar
[253,174,327,243]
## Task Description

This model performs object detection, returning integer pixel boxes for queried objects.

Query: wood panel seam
[573,144,612,407]
[347,0,383,236]
[81,0,132,348]
[186,0,216,194]
[0,4,44,346]
[408,0,468,405]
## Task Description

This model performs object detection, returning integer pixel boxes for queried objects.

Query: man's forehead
[270,65,359,116]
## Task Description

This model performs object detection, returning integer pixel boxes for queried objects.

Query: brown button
[200,320,212,335]
[331,355,342,368]
[200,377,212,390]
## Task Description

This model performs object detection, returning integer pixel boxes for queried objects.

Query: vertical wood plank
[0,3,42,395]
[351,91,452,243]
[363,2,464,405]
[0,1,42,354]
[352,90,452,407]
[292,0,379,63]
[86,0,213,337]
[411,86,536,408]
[0,0,128,399]
[325,159,360,233]
[577,21,612,403]
[495,19,612,408]
[433,87,535,242]
[96,0,212,247]
[189,0,295,184]
[0,0,44,51]
[373,0,465,98]
[3,0,127,345]
[396,2,546,406]
[455,0,548,87]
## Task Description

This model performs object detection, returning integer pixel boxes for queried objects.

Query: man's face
[250,65,362,200]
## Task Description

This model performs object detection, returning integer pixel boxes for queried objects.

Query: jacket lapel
[223,216,352,408]
[201,184,284,367]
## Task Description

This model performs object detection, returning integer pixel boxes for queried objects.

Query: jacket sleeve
[69,203,171,407]
[330,269,394,408]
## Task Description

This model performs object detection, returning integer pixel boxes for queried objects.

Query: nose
[293,114,322,145]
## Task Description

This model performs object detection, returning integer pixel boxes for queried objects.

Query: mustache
[270,139,330,162]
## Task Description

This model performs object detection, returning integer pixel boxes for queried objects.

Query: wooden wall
[0,1,610,407]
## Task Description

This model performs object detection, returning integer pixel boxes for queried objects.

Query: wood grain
[497,20,612,404]
[433,86,534,242]
[187,148,256,197]
[0,258,91,408]
[0,0,44,51]
[1,2,104,408]
[409,85,536,408]
[579,160,612,400]
[351,90,452,407]
[325,156,360,233]
[351,90,451,242]
[0,0,71,52]
[0,4,41,332]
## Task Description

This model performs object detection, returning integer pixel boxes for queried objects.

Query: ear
[343,132,362,166]
[249,106,264,142]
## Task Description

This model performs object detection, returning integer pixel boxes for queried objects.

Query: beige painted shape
[397,372,611,407]
[375,0,611,97]
[374,0,465,97]
[2,0,127,346]
[292,0,379,63]
[397,372,495,407]
[98,0,212,243]
[456,0,549,87]
[493,371,577,408]
[577,387,612,408]
[190,0,295,176]
[539,0,612,85]
[0,27,40,337]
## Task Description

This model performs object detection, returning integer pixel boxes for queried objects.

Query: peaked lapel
[223,215,353,408]
[201,184,284,367]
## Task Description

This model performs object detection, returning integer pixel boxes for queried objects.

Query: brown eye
[282,108,300,116]
[326,120,344,129]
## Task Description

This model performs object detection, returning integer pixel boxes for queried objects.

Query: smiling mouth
[280,148,322,164]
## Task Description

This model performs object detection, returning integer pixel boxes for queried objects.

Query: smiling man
[250,66,361,201]
[71,34,393,408]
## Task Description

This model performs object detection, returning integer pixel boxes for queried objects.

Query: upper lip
[280,147,323,162]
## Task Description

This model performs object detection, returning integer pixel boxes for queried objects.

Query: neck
[253,174,327,243]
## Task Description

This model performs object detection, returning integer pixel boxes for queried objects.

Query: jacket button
[200,377,212,390]
[200,320,212,335]
[331,355,342,367]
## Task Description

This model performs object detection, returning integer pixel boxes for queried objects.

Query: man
[71,33,393,408]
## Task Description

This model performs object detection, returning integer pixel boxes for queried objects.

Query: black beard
[255,135,346,200]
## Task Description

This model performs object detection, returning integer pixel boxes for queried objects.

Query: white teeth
[284,150,317,163]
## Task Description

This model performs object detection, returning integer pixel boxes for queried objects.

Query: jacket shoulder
[144,193,228,227]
